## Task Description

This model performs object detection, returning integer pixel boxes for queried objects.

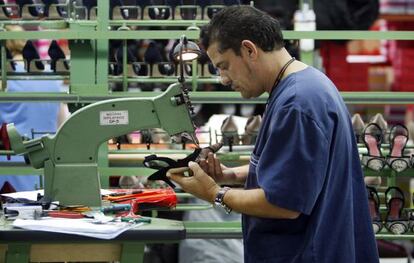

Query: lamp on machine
[172,35,201,83]
[169,35,201,145]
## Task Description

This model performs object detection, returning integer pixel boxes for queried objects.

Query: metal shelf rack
[0,0,414,243]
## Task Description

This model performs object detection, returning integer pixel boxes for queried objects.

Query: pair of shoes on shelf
[361,122,409,173]
[220,115,262,147]
[242,115,261,145]
[367,186,409,234]
[352,113,388,143]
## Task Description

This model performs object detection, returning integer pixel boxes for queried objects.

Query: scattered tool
[100,204,131,213]
[107,190,143,197]
[35,210,86,219]
[121,216,151,224]
[4,205,42,220]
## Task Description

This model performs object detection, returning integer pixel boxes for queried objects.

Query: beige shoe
[140,128,170,144]
[370,113,388,143]
[351,113,365,143]
[151,128,170,144]
[221,115,240,146]
[242,115,262,145]
[364,176,382,187]
[118,175,144,189]
[407,121,414,143]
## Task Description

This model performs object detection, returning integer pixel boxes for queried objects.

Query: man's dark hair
[201,5,284,55]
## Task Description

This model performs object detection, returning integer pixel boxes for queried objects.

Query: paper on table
[13,218,141,239]
[1,189,115,202]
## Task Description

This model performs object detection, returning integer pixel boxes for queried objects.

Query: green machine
[6,83,197,207]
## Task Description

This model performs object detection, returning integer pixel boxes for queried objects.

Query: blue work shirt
[0,62,61,191]
[243,67,379,263]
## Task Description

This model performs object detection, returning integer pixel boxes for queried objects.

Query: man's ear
[241,40,257,59]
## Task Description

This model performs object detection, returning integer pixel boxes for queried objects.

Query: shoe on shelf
[151,128,170,144]
[220,115,240,147]
[361,123,386,172]
[351,113,365,143]
[118,175,144,189]
[22,40,44,72]
[242,115,261,145]
[387,124,410,173]
[406,121,414,146]
[366,186,383,234]
[370,113,388,143]
[364,176,382,187]
[385,186,409,235]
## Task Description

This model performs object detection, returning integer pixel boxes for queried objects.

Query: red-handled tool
[40,210,86,219]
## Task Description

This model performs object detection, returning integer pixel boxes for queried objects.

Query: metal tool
[4,205,42,220]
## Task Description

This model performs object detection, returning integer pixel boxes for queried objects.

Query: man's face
[207,42,261,99]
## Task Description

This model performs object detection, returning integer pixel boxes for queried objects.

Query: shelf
[0,91,414,105]
[0,28,413,40]
[0,20,67,28]
[109,20,209,27]
[109,77,220,84]
[376,233,414,240]
[380,14,414,22]
[184,221,242,239]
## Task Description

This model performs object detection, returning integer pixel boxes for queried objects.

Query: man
[168,5,379,263]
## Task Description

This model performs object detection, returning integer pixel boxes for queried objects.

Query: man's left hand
[167,161,220,203]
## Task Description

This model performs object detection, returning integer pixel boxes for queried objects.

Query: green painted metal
[96,1,109,93]
[191,59,198,91]
[5,83,196,206]
[5,75,68,80]
[0,29,413,40]
[3,91,414,105]
[1,42,6,90]
[300,50,314,66]
[110,77,221,84]
[0,166,43,175]
[109,20,207,27]
[99,167,154,176]
[175,203,212,210]
[98,143,109,188]
[184,221,242,239]
[0,20,67,28]
[120,243,145,263]
[375,234,414,240]
[5,243,30,263]
[69,39,98,94]
[283,30,414,40]
[0,30,200,40]
[0,166,159,176]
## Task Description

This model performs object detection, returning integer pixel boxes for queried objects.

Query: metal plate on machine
[99,111,129,125]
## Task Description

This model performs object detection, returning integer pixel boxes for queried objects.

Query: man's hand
[167,161,220,203]
[199,152,241,184]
